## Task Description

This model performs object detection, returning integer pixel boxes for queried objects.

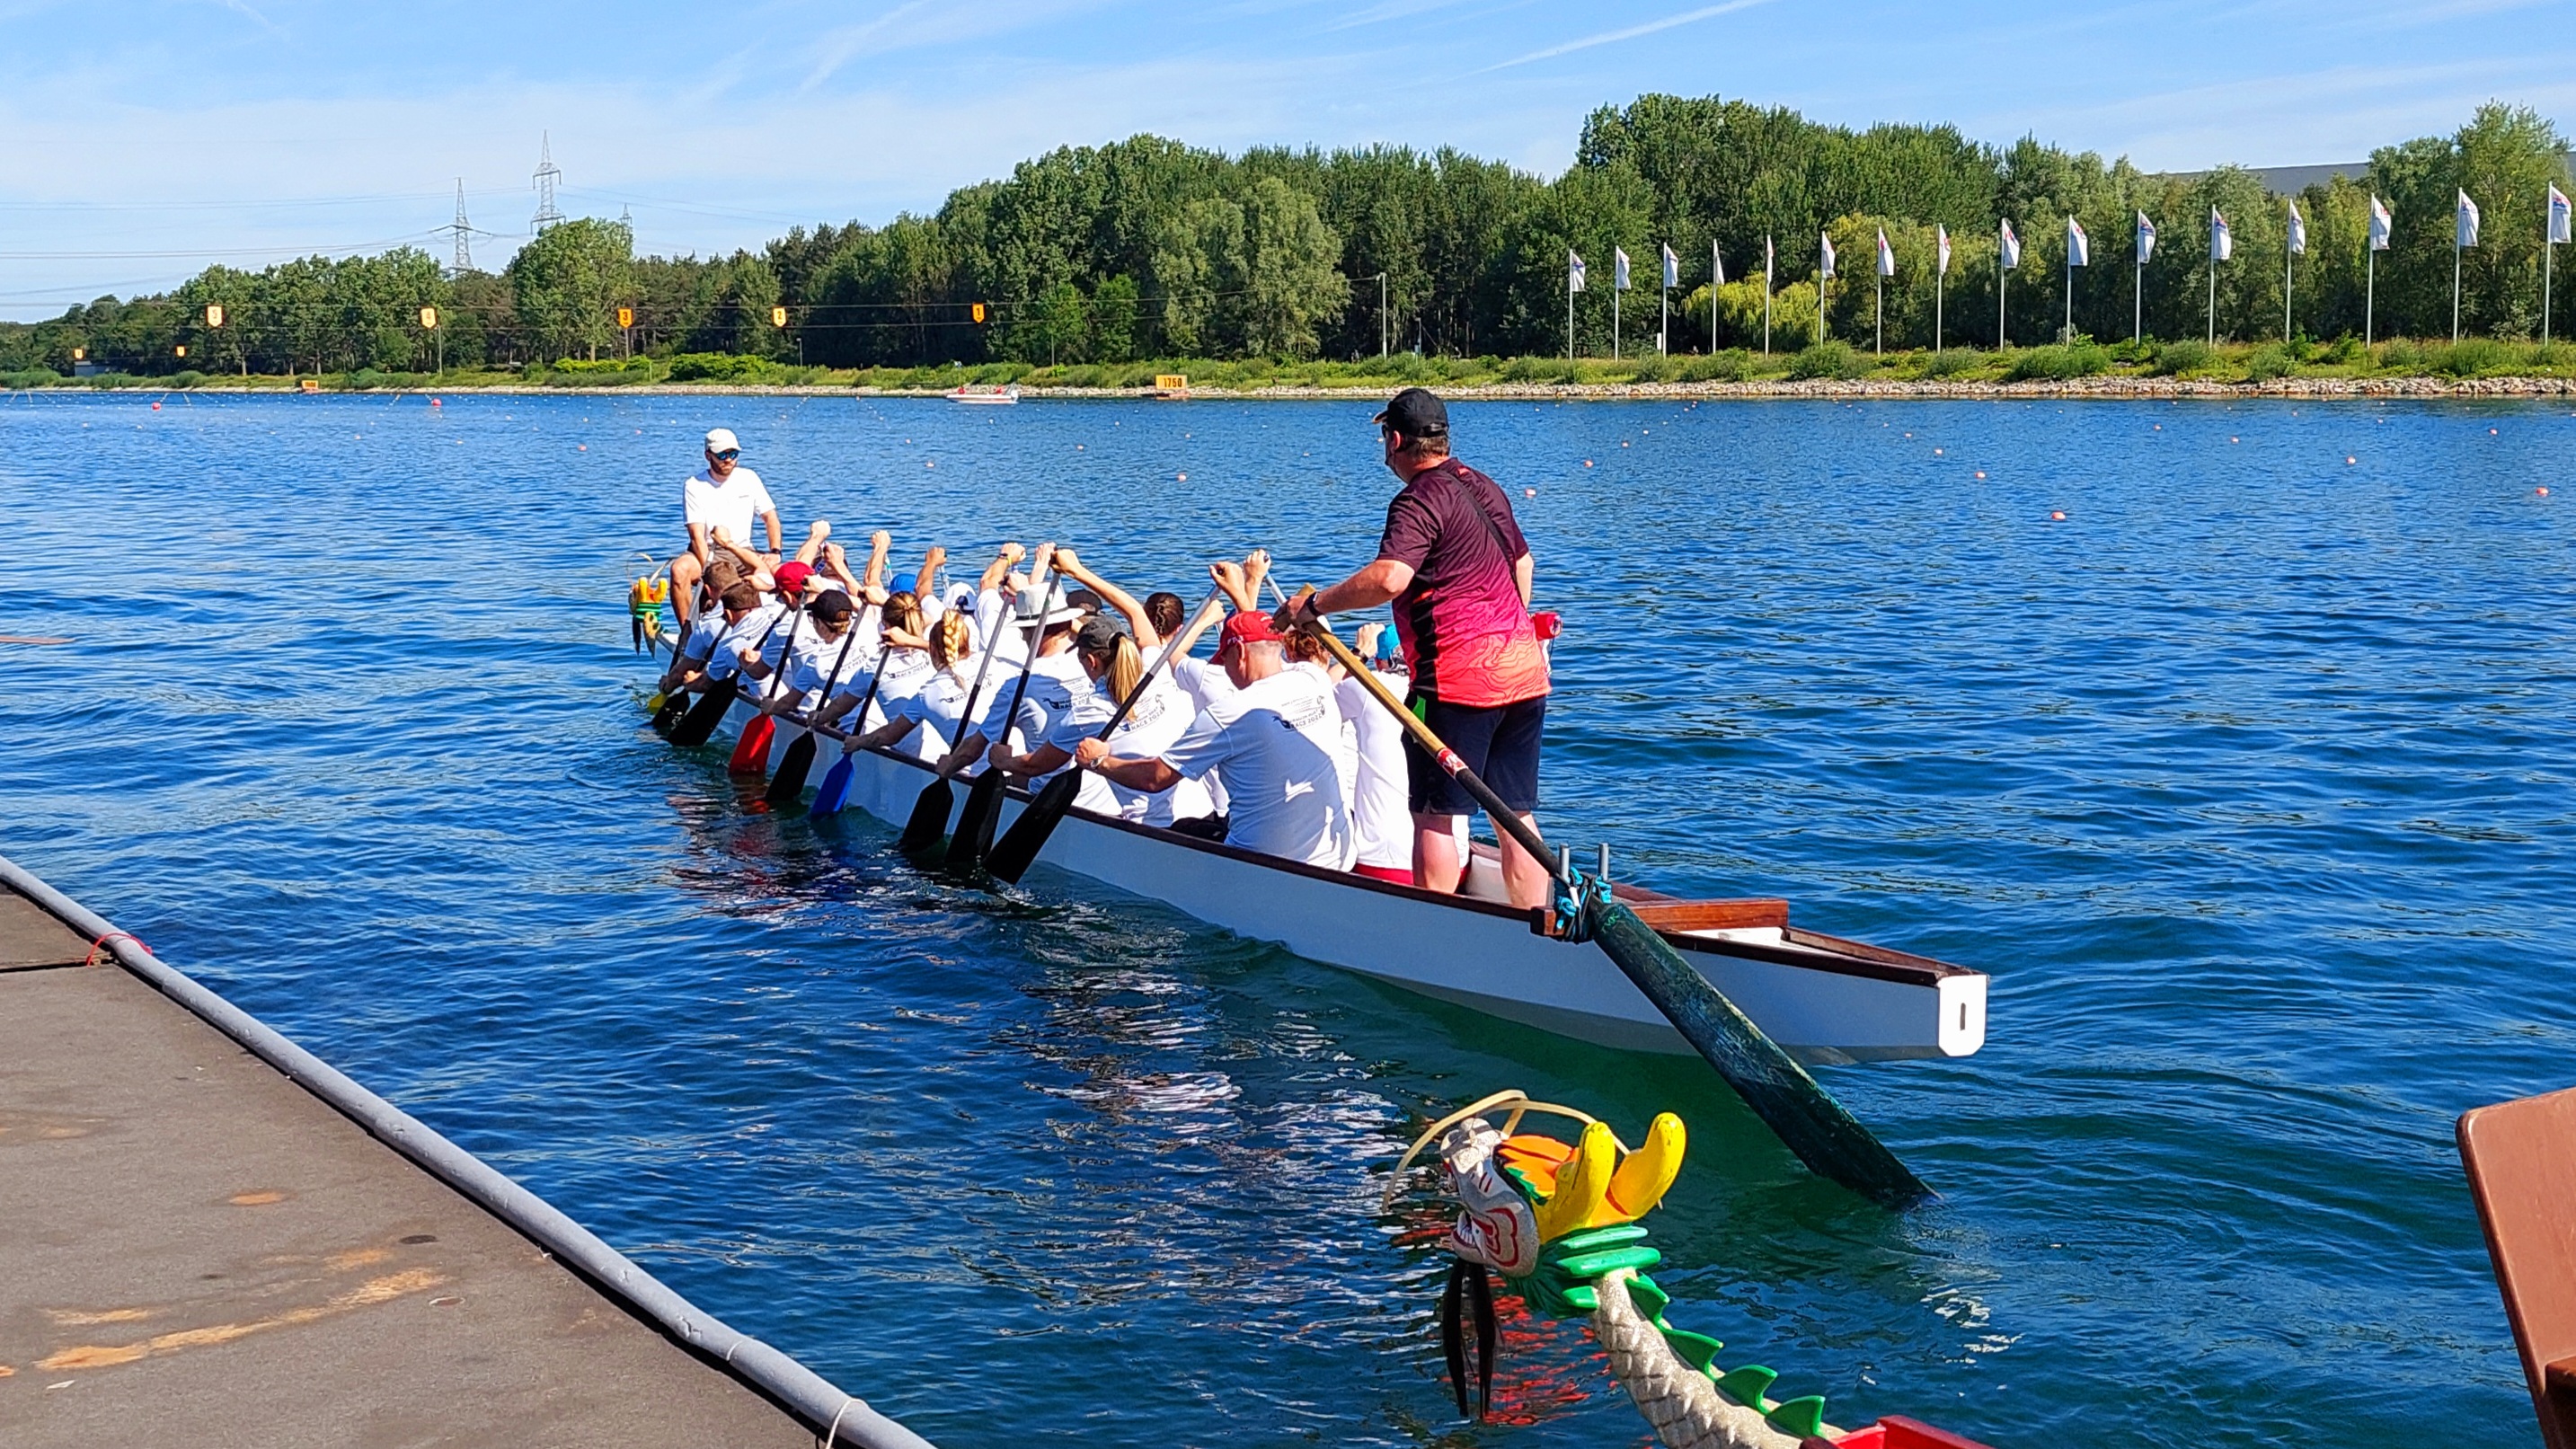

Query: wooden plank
[2457,1085,2576,1449]
[1626,898,1792,932]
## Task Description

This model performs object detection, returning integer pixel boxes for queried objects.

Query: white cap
[704,428,740,453]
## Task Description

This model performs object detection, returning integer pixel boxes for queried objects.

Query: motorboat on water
[947,384,1020,405]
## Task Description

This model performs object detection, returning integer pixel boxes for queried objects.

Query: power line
[0,231,443,261]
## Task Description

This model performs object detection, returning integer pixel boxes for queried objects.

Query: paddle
[894,574,1020,853]
[764,600,869,808]
[1285,602,1930,1209]
[984,582,1228,885]
[809,636,897,817]
[727,598,803,774]
[945,561,1067,870]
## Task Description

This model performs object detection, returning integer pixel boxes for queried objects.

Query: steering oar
[1284,599,1929,1209]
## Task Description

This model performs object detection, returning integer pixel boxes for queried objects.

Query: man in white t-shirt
[1077,612,1352,869]
[670,427,782,629]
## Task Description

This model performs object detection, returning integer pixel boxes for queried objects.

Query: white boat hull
[725,700,1986,1065]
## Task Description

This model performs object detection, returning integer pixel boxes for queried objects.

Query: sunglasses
[710,449,741,462]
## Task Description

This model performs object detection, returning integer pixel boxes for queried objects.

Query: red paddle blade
[728,715,776,774]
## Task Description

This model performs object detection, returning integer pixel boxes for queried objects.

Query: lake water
[5,386,2572,1449]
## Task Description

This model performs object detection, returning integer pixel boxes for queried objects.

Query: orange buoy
[431,398,442,406]
[151,402,160,411]
[1583,459,1594,467]
[2539,487,2551,497]
[1975,471,1987,479]
[1177,472,1186,481]
[2346,456,2356,464]
[2049,510,2067,521]
[1524,487,1536,498]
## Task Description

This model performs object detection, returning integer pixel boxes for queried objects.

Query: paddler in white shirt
[670,427,783,629]
[1076,611,1354,869]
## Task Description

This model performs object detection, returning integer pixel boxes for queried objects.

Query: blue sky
[3,0,2572,320]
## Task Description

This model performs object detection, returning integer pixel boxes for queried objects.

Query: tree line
[3,97,2568,378]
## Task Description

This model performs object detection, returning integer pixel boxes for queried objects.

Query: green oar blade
[1589,902,1930,1208]
[985,769,1080,883]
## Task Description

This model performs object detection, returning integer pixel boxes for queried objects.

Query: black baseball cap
[1374,387,1447,437]
[1075,614,1128,657]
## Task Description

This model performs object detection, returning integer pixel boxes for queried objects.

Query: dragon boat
[1394,1090,1996,1449]
[636,643,1987,1068]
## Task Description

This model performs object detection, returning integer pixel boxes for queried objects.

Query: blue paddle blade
[810,754,854,815]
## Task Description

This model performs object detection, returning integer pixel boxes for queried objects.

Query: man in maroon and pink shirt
[1283,387,1551,907]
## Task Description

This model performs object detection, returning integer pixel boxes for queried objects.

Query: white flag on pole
[2066,216,2089,267]
[1713,238,1726,286]
[2368,195,2393,252]
[1568,250,1585,292]
[1877,228,1895,277]
[1937,225,1952,275]
[2210,208,2233,262]
[1615,248,1633,290]
[2552,184,2573,244]
[2456,190,2480,248]
[2136,212,2156,265]
[1765,234,1775,280]
[1999,218,2021,269]
[1661,243,1678,288]
[2286,200,2306,256]
[1819,232,1837,279]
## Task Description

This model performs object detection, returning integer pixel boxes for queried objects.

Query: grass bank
[9,337,2576,396]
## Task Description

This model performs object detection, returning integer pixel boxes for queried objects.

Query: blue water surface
[4,386,2572,1449]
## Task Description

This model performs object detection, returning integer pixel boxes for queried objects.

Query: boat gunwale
[824,731,1976,992]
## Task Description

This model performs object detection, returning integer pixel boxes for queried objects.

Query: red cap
[1214,610,1283,659]
[773,561,815,593]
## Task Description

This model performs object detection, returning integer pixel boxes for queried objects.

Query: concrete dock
[0,863,918,1448]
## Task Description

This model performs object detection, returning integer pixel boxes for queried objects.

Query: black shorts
[1405,694,1545,817]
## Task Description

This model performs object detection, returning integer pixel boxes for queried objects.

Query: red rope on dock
[84,931,147,967]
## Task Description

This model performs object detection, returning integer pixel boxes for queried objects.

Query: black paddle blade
[1438,1264,1471,1418]
[943,768,1008,870]
[667,688,733,747]
[1464,1261,1495,1419]
[764,731,819,808]
[649,690,690,736]
[1589,901,1932,1208]
[985,769,1080,884]
[895,777,954,854]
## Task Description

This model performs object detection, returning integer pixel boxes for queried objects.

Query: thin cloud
[1474,0,1774,73]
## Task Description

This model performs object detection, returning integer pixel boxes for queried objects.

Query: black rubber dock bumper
[0,853,933,1449]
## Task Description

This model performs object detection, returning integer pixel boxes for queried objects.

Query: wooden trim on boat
[1622,898,1791,932]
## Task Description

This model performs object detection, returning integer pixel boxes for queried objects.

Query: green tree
[508,217,633,362]
[1091,273,1139,360]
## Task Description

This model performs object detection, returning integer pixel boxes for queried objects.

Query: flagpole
[1875,269,1883,355]
[1567,262,1574,360]
[1997,221,2007,349]
[2134,254,2141,346]
[1614,279,1620,361]
[1764,234,1774,356]
[2366,248,2377,346]
[2208,255,2216,347]
[2453,216,2463,343]
[1936,261,1943,355]
[1712,240,1722,354]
